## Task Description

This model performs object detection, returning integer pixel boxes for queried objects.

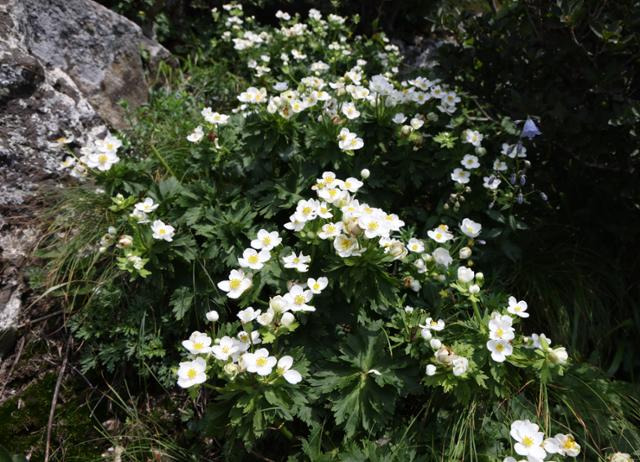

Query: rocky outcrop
[0,0,172,353]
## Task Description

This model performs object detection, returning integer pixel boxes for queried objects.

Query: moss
[0,373,105,461]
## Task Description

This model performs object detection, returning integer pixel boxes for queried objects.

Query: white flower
[609,453,633,462]
[461,154,480,169]
[217,269,252,299]
[422,317,445,331]
[463,129,483,147]
[284,285,315,312]
[95,133,122,154]
[341,102,360,119]
[205,310,219,322]
[425,364,437,376]
[549,346,569,364]
[295,199,320,222]
[150,220,175,242]
[544,433,581,457]
[489,314,515,341]
[337,127,364,151]
[237,87,267,104]
[407,238,425,253]
[524,333,552,350]
[392,113,407,124]
[493,159,508,171]
[510,420,547,461]
[187,125,204,143]
[460,218,482,238]
[342,177,363,193]
[507,296,529,318]
[177,357,207,388]
[251,229,282,251]
[244,348,277,376]
[410,117,424,130]
[277,356,302,384]
[283,251,311,272]
[237,306,261,324]
[86,150,119,171]
[451,356,469,376]
[428,225,454,243]
[58,156,76,170]
[238,248,271,270]
[430,338,442,349]
[116,235,133,248]
[135,197,159,213]
[483,176,502,190]
[273,81,288,91]
[236,330,261,350]
[432,247,452,267]
[130,209,149,224]
[451,168,471,184]
[486,339,513,362]
[256,310,274,326]
[318,222,343,240]
[182,331,213,354]
[457,266,475,283]
[334,234,360,258]
[307,277,328,294]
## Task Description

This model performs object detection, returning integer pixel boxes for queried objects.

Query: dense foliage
[33,2,640,461]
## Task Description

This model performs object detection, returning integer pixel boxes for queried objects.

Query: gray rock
[0,0,172,348]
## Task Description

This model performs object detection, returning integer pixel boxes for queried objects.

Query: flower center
[248,255,259,264]
[522,436,534,447]
[194,342,203,350]
[230,279,241,289]
[187,369,197,379]
[294,295,305,305]
[256,357,267,367]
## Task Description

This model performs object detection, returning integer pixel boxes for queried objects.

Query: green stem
[150,144,178,179]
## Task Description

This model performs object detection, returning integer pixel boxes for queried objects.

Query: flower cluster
[505,419,580,461]
[57,132,123,178]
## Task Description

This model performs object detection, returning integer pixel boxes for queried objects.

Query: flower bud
[117,234,133,248]
[223,362,239,377]
[469,284,480,294]
[475,146,486,155]
[459,247,472,259]
[475,272,484,281]
[280,312,295,327]
[205,310,219,322]
[549,346,568,365]
[420,328,432,340]
[425,364,437,376]
[360,168,370,179]
[429,338,442,349]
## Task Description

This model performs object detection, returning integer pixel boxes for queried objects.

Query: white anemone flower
[238,248,271,270]
[150,220,175,242]
[283,251,311,272]
[318,222,343,240]
[177,357,207,388]
[457,266,475,283]
[510,420,547,460]
[244,348,277,376]
[284,285,315,312]
[135,197,159,213]
[277,356,302,384]
[237,306,261,324]
[251,229,282,251]
[217,269,252,299]
[428,225,454,243]
[451,168,471,184]
[461,154,480,169]
[407,238,425,253]
[211,336,239,361]
[307,277,328,294]
[432,248,452,267]
[182,331,213,355]
[489,314,515,341]
[507,296,529,318]
[460,218,482,238]
[544,433,581,457]
[187,125,204,143]
[341,102,360,119]
[486,339,513,362]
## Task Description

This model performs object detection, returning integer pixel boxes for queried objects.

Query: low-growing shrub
[39,4,640,460]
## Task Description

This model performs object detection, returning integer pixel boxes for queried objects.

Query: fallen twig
[0,336,26,399]
[44,336,71,462]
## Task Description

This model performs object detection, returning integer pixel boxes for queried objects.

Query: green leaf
[170,286,194,320]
